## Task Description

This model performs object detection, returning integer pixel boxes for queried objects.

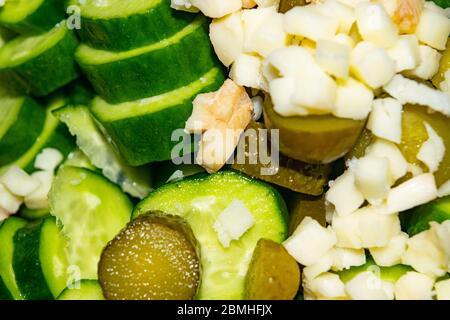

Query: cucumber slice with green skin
[57,280,105,300]
[76,17,219,104]
[54,104,152,199]
[19,207,49,220]
[0,217,27,300]
[0,0,65,35]
[49,166,132,280]
[0,276,13,300]
[0,21,79,96]
[402,196,450,237]
[133,171,289,300]
[91,66,225,166]
[13,216,69,300]
[67,0,196,52]
[0,96,46,169]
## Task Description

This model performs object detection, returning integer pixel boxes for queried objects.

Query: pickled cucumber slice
[345,129,374,161]
[279,0,307,13]
[432,39,449,89]
[263,98,365,164]
[232,121,331,196]
[288,194,327,234]
[98,214,200,300]
[245,239,300,300]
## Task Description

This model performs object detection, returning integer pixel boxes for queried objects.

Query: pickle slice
[432,39,450,89]
[232,121,331,195]
[263,98,365,164]
[345,129,374,161]
[98,214,200,300]
[278,0,307,13]
[288,194,327,234]
[245,239,301,300]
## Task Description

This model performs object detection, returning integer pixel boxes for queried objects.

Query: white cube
[345,271,395,300]
[406,45,442,80]
[315,39,351,79]
[24,171,54,210]
[332,211,363,249]
[264,46,319,79]
[370,232,408,267]
[315,0,356,34]
[367,98,403,144]
[358,207,401,248]
[34,148,64,172]
[306,273,347,299]
[230,53,264,89]
[326,170,364,216]
[415,8,450,50]
[0,183,22,214]
[386,35,421,72]
[333,78,374,120]
[417,123,446,173]
[395,272,435,300]
[269,77,309,116]
[332,247,366,271]
[0,166,40,197]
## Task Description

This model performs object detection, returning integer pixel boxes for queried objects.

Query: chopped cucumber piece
[134,171,289,299]
[57,280,105,300]
[49,166,132,280]
[13,216,69,299]
[0,21,79,96]
[54,105,152,199]
[91,66,225,166]
[0,217,27,300]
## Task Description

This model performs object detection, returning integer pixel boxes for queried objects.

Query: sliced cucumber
[67,0,196,51]
[0,21,79,96]
[76,17,219,104]
[0,217,27,300]
[0,96,46,169]
[13,216,69,300]
[54,104,152,199]
[49,166,132,280]
[91,66,225,166]
[57,280,105,300]
[0,0,65,34]
[402,196,450,237]
[134,171,289,300]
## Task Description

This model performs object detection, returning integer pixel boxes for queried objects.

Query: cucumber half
[0,0,65,34]
[68,0,196,51]
[54,104,152,199]
[0,21,79,96]
[49,166,132,280]
[134,171,289,300]
[57,280,105,300]
[13,216,69,300]
[76,17,219,104]
[91,66,225,166]
[0,217,27,300]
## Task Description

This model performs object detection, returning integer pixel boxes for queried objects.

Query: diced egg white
[269,77,308,116]
[0,166,40,197]
[213,199,255,248]
[333,33,356,48]
[24,171,54,210]
[326,170,364,217]
[357,206,401,248]
[283,217,337,266]
[405,45,442,80]
[305,272,348,299]
[333,78,374,120]
[303,251,335,280]
[264,46,320,79]
[332,211,364,249]
[345,271,395,300]
[331,247,366,271]
[230,53,264,90]
[415,8,450,50]
[417,122,446,173]
[315,0,356,34]
[437,180,450,198]
[0,183,22,214]
[315,39,351,79]
[430,221,450,259]
[367,98,403,144]
[394,272,435,300]
[34,148,63,172]
[369,232,409,267]
[386,35,421,72]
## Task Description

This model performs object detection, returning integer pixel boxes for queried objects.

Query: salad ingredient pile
[0,0,449,301]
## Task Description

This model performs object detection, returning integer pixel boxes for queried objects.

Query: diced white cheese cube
[283,217,337,266]
[355,2,398,48]
[0,166,40,197]
[386,35,421,72]
[384,173,438,214]
[333,33,356,48]
[332,247,366,271]
[315,0,356,34]
[306,272,347,299]
[291,69,337,114]
[191,0,242,18]
[415,8,450,50]
[394,272,435,300]
[351,155,390,205]
[358,207,401,248]
[332,211,363,249]
[435,279,450,300]
[210,12,245,67]
[24,171,54,210]
[370,232,408,267]
[283,6,339,41]
[365,139,408,183]
[34,148,63,172]
[333,78,374,120]
[430,220,450,259]
[213,199,255,247]
[315,39,351,79]
[402,229,448,278]
[417,122,446,173]
[345,271,395,300]
[303,251,335,279]
[367,98,403,144]
[326,170,364,217]
[269,77,308,116]
[405,45,442,80]
[230,53,264,90]
[243,7,288,57]
[384,74,450,116]
[251,96,263,121]
[0,183,22,214]
[264,46,319,79]
[438,180,450,198]
[350,41,396,89]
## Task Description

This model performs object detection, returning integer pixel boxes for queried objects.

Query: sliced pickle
[263,98,365,164]
[278,0,307,13]
[432,39,450,89]
[232,121,331,195]
[288,194,327,234]
[400,105,450,187]
[345,129,374,161]
[98,214,200,300]
[245,239,301,300]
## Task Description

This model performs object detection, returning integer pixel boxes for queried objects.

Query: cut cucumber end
[57,280,105,300]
